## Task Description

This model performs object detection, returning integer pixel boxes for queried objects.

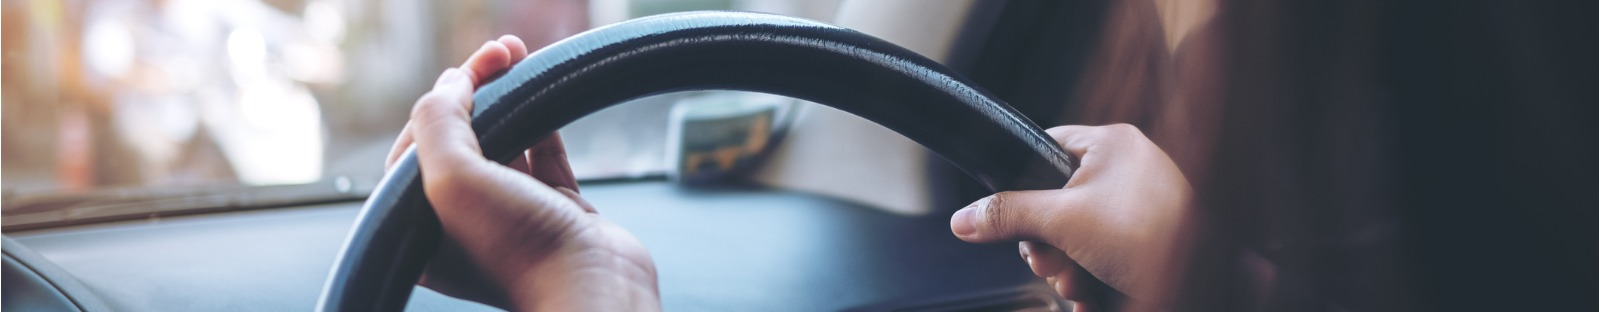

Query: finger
[1044,125,1101,188]
[1069,300,1093,312]
[497,35,529,63]
[396,38,514,173]
[1019,241,1073,278]
[411,68,491,178]
[950,190,1079,243]
[459,35,527,86]
[460,40,512,86]
[413,69,590,252]
[397,39,505,171]
[1045,124,1135,188]
[385,122,415,171]
[528,134,579,191]
[1021,241,1102,306]
[502,136,573,189]
[1044,125,1099,157]
[507,149,536,175]
[489,35,529,84]
[1041,267,1100,312]
[1051,263,1101,308]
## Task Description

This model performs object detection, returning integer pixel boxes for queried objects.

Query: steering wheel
[318,11,1106,311]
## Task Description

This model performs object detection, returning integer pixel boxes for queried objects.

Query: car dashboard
[4,181,1052,311]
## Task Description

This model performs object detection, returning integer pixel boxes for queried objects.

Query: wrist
[509,254,660,312]
[503,227,660,312]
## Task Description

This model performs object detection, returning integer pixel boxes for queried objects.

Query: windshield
[2,0,841,198]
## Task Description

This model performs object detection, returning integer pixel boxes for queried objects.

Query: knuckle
[1092,123,1153,150]
[1045,125,1084,138]
[425,169,485,202]
[410,92,468,130]
[425,168,467,191]
[411,92,450,119]
[982,193,1020,236]
[1105,123,1143,136]
[1046,125,1090,148]
[1109,123,1160,149]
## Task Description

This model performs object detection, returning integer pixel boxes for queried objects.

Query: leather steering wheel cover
[319,12,1081,311]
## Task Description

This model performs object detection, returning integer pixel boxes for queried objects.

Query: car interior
[1,0,1591,311]
[3,1,1101,311]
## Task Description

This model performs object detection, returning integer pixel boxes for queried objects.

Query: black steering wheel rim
[318,11,1085,311]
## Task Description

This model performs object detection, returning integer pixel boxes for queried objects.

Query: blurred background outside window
[1,0,842,194]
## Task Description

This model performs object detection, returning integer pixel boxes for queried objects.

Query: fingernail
[951,204,979,237]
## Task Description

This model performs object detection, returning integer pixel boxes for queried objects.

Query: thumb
[950,190,1062,243]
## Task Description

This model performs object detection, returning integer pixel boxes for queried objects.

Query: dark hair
[1053,0,1592,310]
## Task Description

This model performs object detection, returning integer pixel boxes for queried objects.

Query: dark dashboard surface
[8,181,1036,311]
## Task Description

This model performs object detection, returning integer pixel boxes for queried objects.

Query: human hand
[950,124,1193,311]
[385,35,659,311]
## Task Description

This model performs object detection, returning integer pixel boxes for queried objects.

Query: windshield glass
[2,0,840,197]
